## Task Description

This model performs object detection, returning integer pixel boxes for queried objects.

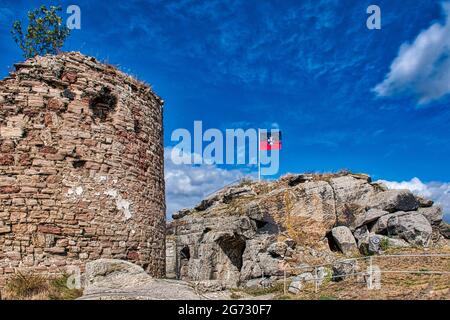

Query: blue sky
[1,0,450,218]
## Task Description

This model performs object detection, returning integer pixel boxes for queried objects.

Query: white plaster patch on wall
[0,115,25,138]
[75,186,83,196]
[104,189,133,220]
[67,186,84,197]
[117,198,132,220]
[104,189,118,198]
[96,175,108,183]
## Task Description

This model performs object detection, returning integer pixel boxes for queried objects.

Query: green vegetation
[380,237,390,251]
[11,5,70,58]
[319,294,337,300]
[233,282,285,297]
[48,275,83,300]
[2,272,47,299]
[2,272,82,300]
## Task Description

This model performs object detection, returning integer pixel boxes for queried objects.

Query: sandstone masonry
[0,52,165,286]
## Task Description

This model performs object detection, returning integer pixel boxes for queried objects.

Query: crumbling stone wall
[0,52,165,286]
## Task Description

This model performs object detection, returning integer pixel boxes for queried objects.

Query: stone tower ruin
[0,52,165,286]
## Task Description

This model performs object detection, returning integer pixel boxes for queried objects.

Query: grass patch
[276,295,292,300]
[2,272,48,300]
[2,272,83,300]
[380,237,390,251]
[319,294,337,300]
[48,275,83,300]
[235,282,285,297]
[229,292,242,300]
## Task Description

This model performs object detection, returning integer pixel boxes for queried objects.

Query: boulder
[357,234,383,255]
[223,186,256,204]
[288,278,302,294]
[284,238,296,249]
[386,237,410,248]
[82,259,203,300]
[332,260,357,282]
[367,235,384,254]
[353,209,389,230]
[280,180,337,244]
[195,194,220,211]
[172,208,191,220]
[267,242,288,258]
[244,277,274,289]
[84,259,148,289]
[416,196,433,208]
[331,226,358,255]
[386,213,432,246]
[418,207,443,225]
[288,272,315,294]
[286,174,314,186]
[371,182,388,192]
[353,225,369,247]
[438,222,450,239]
[371,211,408,234]
[368,189,418,213]
[330,176,376,227]
[258,252,283,277]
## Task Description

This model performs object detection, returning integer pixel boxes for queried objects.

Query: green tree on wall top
[11,5,71,59]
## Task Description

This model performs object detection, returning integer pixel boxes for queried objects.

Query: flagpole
[258,128,261,182]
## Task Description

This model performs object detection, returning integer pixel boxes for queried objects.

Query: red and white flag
[260,131,282,151]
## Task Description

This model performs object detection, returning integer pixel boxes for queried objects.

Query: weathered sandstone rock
[81,259,203,300]
[369,190,419,213]
[386,213,432,246]
[418,207,443,225]
[331,226,358,255]
[166,172,447,290]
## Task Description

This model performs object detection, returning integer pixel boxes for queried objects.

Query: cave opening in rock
[254,219,268,229]
[178,246,191,279]
[326,231,340,252]
[180,246,190,261]
[217,234,246,271]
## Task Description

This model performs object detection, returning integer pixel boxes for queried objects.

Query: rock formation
[79,259,204,300]
[0,52,165,287]
[166,172,449,290]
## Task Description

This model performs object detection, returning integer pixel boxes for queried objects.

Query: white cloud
[374,2,450,104]
[377,177,450,222]
[164,147,251,218]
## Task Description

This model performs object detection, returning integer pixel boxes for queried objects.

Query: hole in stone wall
[134,119,141,133]
[178,246,191,280]
[180,246,190,261]
[62,89,76,101]
[89,87,117,121]
[72,160,86,168]
[217,234,246,271]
